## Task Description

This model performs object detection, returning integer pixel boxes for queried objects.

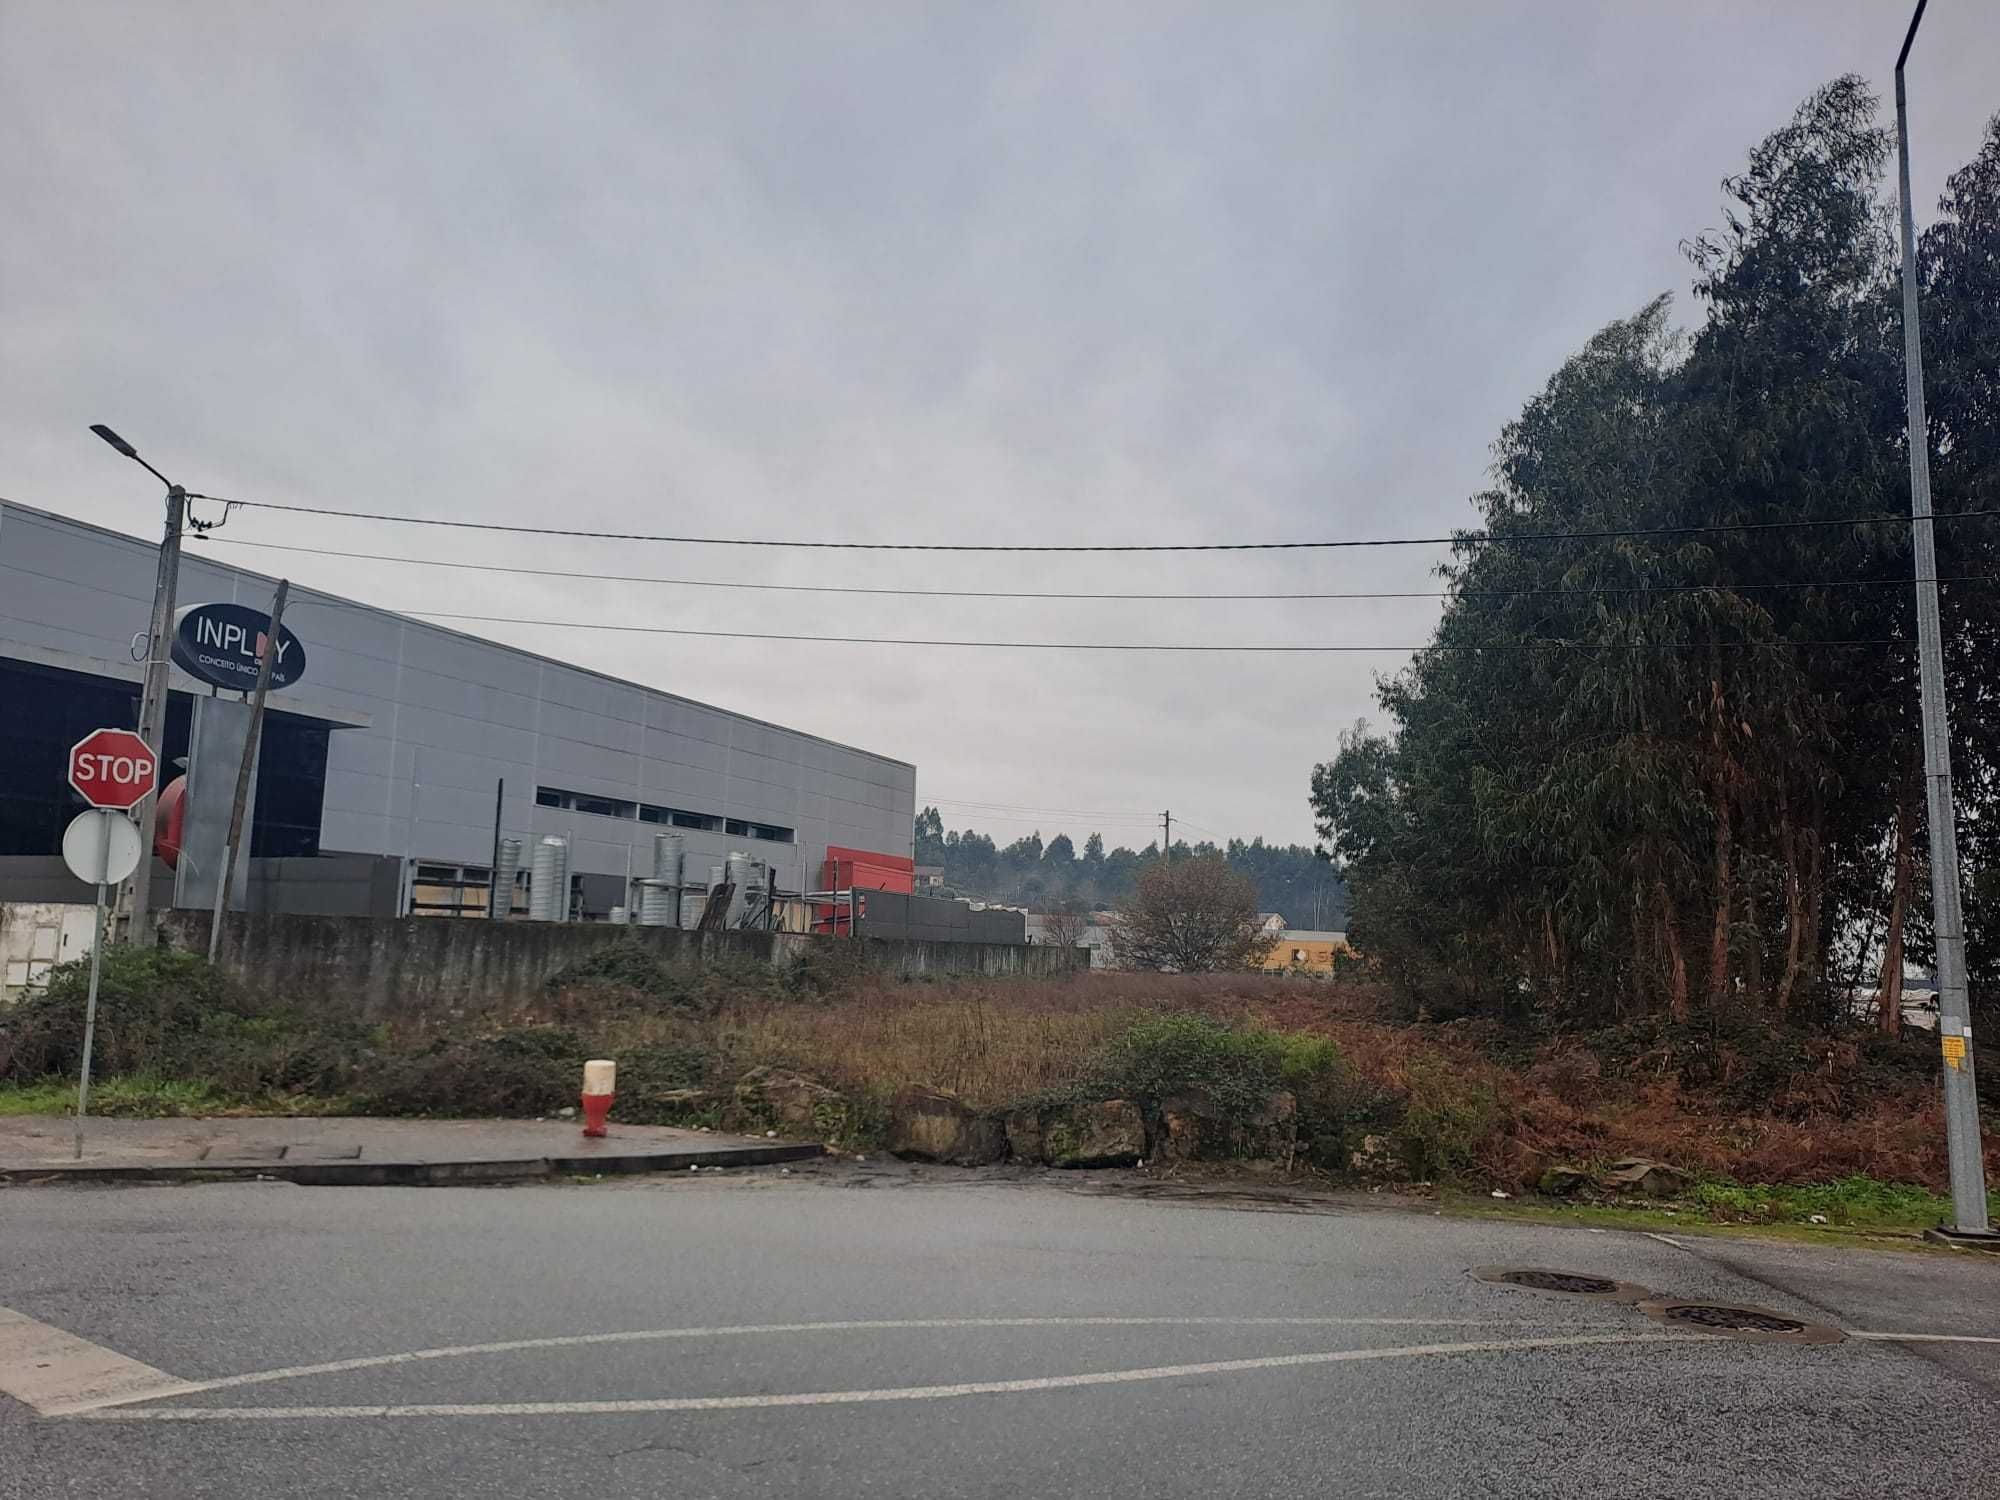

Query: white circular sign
[62,809,143,886]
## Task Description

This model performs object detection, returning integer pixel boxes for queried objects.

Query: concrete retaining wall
[163,911,1085,1026]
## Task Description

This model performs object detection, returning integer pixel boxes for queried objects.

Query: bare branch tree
[1111,855,1276,973]
[1041,908,1087,948]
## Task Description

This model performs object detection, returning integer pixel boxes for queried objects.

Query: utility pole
[1893,0,1990,1238]
[90,426,187,946]
[209,580,288,961]
[1161,810,1172,862]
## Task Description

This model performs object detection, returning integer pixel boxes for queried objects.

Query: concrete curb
[0,1141,823,1188]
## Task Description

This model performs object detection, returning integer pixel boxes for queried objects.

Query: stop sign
[67,728,159,810]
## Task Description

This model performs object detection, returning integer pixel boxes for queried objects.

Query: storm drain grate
[1496,1270,1618,1295]
[1472,1266,1650,1303]
[1639,1299,1844,1345]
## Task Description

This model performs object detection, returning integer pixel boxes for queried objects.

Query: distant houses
[1022,907,1350,975]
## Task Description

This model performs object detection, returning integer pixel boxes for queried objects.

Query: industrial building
[0,499,919,925]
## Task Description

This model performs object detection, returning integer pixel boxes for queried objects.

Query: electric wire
[189,494,2000,553]
[199,536,1994,604]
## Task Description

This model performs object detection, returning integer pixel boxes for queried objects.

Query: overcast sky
[4,2,1995,852]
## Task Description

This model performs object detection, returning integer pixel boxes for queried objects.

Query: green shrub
[363,1027,586,1117]
[0,947,231,1081]
[1097,1012,1287,1114]
[361,1028,716,1121]
[544,943,695,1006]
[617,1042,711,1091]
[1392,1057,1501,1180]
[782,941,872,1000]
[0,948,375,1098]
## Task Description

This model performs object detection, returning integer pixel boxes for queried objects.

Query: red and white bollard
[581,1058,616,1138]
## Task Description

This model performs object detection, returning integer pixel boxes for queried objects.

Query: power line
[194,493,2000,553]
[927,795,1167,822]
[201,537,1994,603]
[288,599,1907,652]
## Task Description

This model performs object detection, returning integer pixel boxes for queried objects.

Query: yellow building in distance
[1259,929,1353,975]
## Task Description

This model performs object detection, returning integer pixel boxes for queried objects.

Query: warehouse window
[539,787,789,844]
[535,785,637,819]
[640,802,719,832]
[725,818,795,844]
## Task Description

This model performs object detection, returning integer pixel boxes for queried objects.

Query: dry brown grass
[707,971,1378,1107]
[446,965,1996,1192]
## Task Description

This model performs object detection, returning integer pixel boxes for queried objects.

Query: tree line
[914,806,1347,927]
[1313,81,2000,1033]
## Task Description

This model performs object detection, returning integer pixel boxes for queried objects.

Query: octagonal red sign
[68,728,158,810]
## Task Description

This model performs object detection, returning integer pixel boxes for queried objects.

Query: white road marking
[1848,1331,2000,1345]
[53,1314,1589,1413]
[0,1305,200,1417]
[73,1332,1673,1422]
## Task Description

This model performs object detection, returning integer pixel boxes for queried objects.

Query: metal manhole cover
[1638,1299,1844,1345]
[1472,1266,1650,1303]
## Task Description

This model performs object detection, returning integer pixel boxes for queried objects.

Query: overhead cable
[192,494,2000,554]
[202,537,1993,602]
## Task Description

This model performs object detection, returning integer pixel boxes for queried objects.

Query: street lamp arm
[1896,0,1928,73]
[89,423,176,490]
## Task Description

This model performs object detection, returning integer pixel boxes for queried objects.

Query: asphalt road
[4,1168,1998,1499]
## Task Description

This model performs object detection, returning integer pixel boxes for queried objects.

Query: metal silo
[725,852,753,926]
[653,832,684,886]
[638,879,676,926]
[527,837,565,921]
[490,838,522,921]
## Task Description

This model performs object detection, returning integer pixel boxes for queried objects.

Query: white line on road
[73,1333,1673,1422]
[0,1305,201,1417]
[1848,1331,2000,1344]
[54,1314,1595,1413]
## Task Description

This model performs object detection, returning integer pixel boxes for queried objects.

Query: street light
[89,423,187,946]
[1891,0,1991,1240]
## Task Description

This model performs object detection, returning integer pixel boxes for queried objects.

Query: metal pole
[209,580,288,963]
[488,777,505,918]
[125,484,186,944]
[74,816,113,1159]
[1894,0,1989,1237]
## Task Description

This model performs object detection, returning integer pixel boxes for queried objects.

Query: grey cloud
[4,1,1994,847]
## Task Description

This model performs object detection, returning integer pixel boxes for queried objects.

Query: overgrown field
[3,945,1993,1216]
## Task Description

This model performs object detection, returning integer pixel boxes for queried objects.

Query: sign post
[64,730,157,1159]
[210,580,289,961]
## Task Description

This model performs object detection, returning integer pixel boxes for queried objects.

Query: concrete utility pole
[90,425,186,946]
[1892,0,1990,1238]
[209,579,288,962]
[1161,810,1172,862]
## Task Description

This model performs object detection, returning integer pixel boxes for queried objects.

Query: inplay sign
[68,728,159,810]
[171,602,306,693]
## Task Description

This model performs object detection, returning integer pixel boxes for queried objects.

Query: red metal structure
[816,846,913,934]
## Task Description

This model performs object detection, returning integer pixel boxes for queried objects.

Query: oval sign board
[63,809,143,886]
[171,602,306,693]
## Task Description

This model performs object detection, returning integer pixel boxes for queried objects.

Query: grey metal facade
[0,501,915,904]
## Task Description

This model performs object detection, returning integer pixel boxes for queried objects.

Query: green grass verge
[0,1075,358,1119]
[1442,1172,2000,1248]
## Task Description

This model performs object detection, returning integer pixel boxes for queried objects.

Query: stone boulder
[1004,1106,1048,1164]
[1537,1163,1591,1197]
[887,1086,1006,1165]
[1154,1088,1298,1163]
[1043,1099,1146,1168]
[732,1067,842,1136]
[1348,1132,1400,1179]
[1603,1157,1690,1198]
